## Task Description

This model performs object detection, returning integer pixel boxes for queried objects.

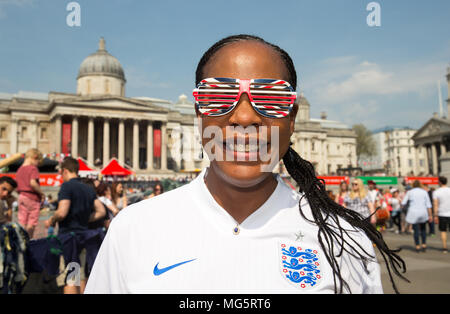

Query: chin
[212,161,275,189]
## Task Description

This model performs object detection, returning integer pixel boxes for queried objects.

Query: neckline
[192,168,287,234]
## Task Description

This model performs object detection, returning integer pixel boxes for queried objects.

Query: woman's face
[340,182,348,192]
[116,184,123,194]
[198,41,298,188]
[351,181,360,192]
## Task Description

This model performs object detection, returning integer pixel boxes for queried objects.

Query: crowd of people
[0,148,186,294]
[331,177,450,254]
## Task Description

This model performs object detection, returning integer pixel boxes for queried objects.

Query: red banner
[404,177,439,185]
[317,176,349,185]
[62,123,72,155]
[153,129,161,158]
[1,173,63,187]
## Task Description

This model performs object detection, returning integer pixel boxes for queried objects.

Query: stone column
[71,116,79,158]
[87,117,95,165]
[161,122,167,171]
[441,143,447,155]
[103,118,110,167]
[30,119,38,149]
[133,120,139,170]
[414,146,420,175]
[55,115,62,155]
[147,122,154,171]
[118,119,125,164]
[431,143,438,175]
[10,118,18,154]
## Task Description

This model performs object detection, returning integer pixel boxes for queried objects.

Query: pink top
[16,165,41,202]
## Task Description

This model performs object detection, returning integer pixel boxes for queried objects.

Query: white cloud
[302,56,448,129]
[306,57,446,105]
[0,0,35,19]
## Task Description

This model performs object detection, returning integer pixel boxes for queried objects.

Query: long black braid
[196,34,409,293]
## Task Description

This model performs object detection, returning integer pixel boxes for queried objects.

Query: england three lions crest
[279,243,323,290]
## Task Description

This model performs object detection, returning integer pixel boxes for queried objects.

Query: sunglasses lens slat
[193,78,297,118]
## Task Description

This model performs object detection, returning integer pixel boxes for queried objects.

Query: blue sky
[0,0,449,130]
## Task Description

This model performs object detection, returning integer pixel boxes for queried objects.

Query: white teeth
[226,143,259,152]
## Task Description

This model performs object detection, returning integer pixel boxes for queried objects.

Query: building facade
[0,38,357,176]
[412,67,450,176]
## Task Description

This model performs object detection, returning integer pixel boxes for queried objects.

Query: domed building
[77,38,126,97]
[0,38,357,177]
[0,38,207,176]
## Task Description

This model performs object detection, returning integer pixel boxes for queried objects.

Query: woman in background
[111,182,128,211]
[335,180,349,206]
[344,178,376,225]
[401,180,432,252]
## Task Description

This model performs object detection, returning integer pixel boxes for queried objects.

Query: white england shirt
[85,169,382,294]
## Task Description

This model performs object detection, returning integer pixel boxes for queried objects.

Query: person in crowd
[344,178,376,225]
[367,180,382,208]
[16,148,44,239]
[85,34,406,294]
[432,176,450,253]
[44,157,105,294]
[111,182,128,211]
[422,184,436,236]
[80,178,109,231]
[97,183,120,222]
[389,189,403,234]
[334,180,348,206]
[146,182,164,199]
[401,180,432,253]
[0,176,17,226]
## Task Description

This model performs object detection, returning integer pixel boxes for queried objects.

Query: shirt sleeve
[30,166,40,182]
[84,217,128,293]
[57,183,71,201]
[362,245,384,294]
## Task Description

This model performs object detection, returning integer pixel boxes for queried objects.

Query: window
[21,126,27,139]
[420,159,425,167]
[40,127,47,139]
[408,159,413,167]
[0,126,6,139]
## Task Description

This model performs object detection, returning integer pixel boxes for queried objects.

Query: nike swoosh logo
[153,259,196,276]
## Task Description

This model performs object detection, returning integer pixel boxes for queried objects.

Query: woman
[402,180,432,252]
[96,183,120,220]
[335,180,349,206]
[111,182,128,211]
[145,182,164,199]
[86,34,406,294]
[344,179,376,224]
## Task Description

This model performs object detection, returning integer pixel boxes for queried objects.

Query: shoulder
[111,182,195,229]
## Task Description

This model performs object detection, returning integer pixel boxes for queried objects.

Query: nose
[228,93,262,128]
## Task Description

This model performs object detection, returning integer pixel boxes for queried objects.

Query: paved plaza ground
[378,230,450,294]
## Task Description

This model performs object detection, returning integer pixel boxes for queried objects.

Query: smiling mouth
[218,138,271,162]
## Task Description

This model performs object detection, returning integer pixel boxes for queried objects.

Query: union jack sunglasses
[193,78,297,118]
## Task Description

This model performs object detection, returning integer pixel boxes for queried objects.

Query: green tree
[352,124,377,163]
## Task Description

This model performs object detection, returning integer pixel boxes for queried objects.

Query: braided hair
[196,34,409,293]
